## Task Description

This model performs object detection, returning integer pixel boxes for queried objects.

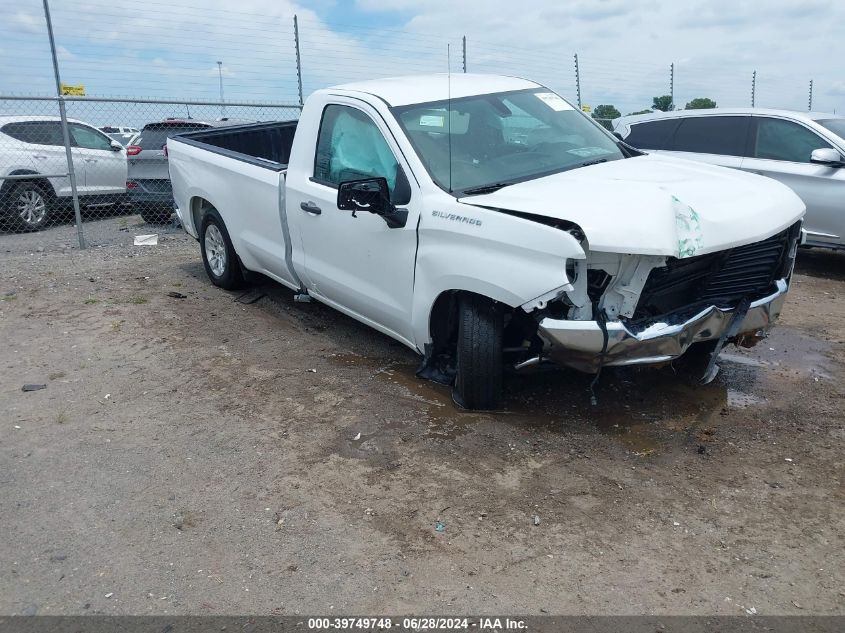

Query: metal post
[751,70,756,107]
[42,0,84,249]
[293,15,304,106]
[462,36,467,73]
[217,60,225,117]
[574,53,582,110]
[808,79,813,111]
[669,63,674,110]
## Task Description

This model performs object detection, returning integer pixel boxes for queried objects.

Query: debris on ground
[351,432,361,441]
[22,384,46,392]
[173,509,196,530]
[133,234,158,246]
[167,291,188,299]
[533,515,541,526]
[435,521,445,532]
[235,289,266,304]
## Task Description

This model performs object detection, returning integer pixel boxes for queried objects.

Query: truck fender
[411,206,585,349]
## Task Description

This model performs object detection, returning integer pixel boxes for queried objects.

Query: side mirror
[810,147,844,167]
[337,177,408,229]
[337,177,392,216]
[110,140,123,151]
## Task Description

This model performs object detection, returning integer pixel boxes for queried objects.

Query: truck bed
[174,121,298,170]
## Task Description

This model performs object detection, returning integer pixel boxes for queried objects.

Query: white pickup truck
[168,74,805,409]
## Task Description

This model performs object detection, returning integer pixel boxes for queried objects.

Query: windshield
[816,118,845,142]
[394,88,624,195]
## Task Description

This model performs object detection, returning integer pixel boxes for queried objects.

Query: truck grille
[631,222,800,321]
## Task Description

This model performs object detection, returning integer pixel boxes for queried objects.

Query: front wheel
[454,295,503,410]
[200,209,244,290]
[6,182,52,232]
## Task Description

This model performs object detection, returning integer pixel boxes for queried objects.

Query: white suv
[0,116,128,231]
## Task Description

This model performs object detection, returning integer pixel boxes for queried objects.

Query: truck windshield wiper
[460,182,516,196]
[577,158,608,168]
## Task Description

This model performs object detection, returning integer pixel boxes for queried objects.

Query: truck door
[286,102,419,345]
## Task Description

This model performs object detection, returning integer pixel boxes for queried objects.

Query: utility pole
[808,79,813,111]
[751,70,756,107]
[669,63,674,110]
[574,53,582,110]
[294,15,304,106]
[217,61,225,117]
[462,35,467,73]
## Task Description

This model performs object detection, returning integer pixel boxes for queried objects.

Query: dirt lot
[1,217,844,616]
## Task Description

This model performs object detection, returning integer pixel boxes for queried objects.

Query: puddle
[719,327,835,381]
[327,325,838,451]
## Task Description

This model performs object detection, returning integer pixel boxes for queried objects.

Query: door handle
[300,201,322,215]
[33,154,48,160]
[84,158,98,163]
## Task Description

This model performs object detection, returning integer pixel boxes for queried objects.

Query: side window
[624,119,681,150]
[752,117,833,163]
[314,105,409,203]
[1,121,65,146]
[69,124,113,151]
[670,116,749,156]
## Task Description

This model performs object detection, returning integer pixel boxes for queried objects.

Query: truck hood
[459,154,805,257]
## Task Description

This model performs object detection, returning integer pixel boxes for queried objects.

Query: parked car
[100,125,139,143]
[613,109,845,250]
[127,119,244,224]
[168,74,804,409]
[0,115,128,231]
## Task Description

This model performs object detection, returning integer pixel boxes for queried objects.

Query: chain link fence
[0,97,300,248]
[0,0,835,251]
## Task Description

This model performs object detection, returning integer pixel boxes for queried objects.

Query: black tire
[454,294,503,410]
[200,208,244,290]
[5,181,52,232]
[140,208,173,224]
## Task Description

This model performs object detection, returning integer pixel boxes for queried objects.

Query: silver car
[613,109,845,250]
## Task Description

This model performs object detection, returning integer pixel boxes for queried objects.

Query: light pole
[217,60,225,118]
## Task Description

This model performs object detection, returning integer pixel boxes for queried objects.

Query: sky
[1,0,844,125]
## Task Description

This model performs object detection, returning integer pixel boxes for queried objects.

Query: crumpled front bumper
[537,279,789,373]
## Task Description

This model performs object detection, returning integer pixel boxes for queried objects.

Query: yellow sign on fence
[581,104,592,113]
[60,83,85,96]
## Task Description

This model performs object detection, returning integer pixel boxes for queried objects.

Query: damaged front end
[514,221,802,375]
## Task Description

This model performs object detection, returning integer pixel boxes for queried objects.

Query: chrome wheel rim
[17,189,47,226]
[204,224,227,277]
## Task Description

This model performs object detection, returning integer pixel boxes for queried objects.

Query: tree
[685,97,717,110]
[592,104,621,120]
[652,95,674,112]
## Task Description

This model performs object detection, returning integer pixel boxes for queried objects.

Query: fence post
[574,53,582,110]
[293,15,304,106]
[669,63,674,110]
[751,70,756,107]
[808,79,813,111]
[462,36,467,73]
[42,0,85,249]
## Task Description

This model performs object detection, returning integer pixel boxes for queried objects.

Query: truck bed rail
[173,121,298,171]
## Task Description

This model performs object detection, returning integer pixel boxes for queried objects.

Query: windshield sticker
[567,147,611,158]
[534,92,574,111]
[419,115,445,127]
[673,195,703,258]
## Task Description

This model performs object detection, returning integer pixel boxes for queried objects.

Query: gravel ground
[1,216,843,616]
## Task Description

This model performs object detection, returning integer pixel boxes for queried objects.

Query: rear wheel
[7,182,51,232]
[454,294,503,410]
[200,209,244,290]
